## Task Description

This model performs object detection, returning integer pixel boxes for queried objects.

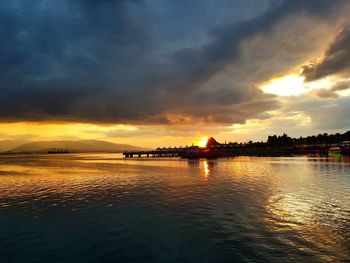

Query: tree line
[232,130,350,148]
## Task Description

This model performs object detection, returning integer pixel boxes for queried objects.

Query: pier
[123,148,182,158]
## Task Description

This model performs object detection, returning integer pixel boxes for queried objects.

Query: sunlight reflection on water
[0,154,349,262]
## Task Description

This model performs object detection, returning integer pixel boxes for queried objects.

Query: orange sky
[1,1,350,148]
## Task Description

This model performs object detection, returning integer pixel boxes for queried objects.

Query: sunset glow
[197,136,209,148]
[0,1,349,149]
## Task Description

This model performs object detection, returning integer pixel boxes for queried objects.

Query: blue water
[0,154,349,262]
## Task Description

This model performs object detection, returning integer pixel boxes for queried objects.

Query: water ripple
[0,154,349,262]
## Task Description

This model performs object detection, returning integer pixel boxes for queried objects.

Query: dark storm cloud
[0,0,346,124]
[302,26,350,81]
[171,0,343,80]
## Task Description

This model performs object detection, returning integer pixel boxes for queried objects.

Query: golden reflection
[203,160,210,179]
[0,154,146,204]
[265,162,350,261]
[201,160,217,180]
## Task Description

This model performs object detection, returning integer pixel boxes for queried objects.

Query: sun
[197,136,209,148]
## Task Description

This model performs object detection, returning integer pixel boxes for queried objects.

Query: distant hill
[0,140,28,152]
[6,140,146,153]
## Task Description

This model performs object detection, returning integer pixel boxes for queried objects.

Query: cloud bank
[302,27,350,81]
[0,0,348,126]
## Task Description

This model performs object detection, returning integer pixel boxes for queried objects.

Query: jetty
[123,148,181,158]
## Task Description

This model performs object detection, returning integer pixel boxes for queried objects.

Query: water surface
[0,154,349,262]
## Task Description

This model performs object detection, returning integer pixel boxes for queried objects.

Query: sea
[0,153,349,263]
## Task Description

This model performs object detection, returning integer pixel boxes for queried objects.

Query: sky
[1,0,350,147]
